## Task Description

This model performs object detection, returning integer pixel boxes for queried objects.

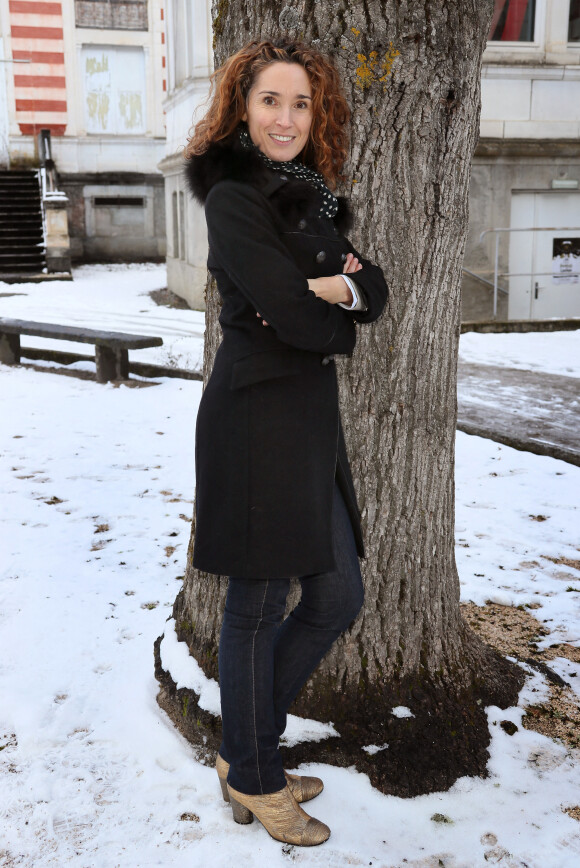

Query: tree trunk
[155,0,524,797]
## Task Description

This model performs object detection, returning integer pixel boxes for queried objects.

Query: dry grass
[542,555,580,572]
[462,601,580,756]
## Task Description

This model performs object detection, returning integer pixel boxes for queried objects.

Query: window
[488,0,536,42]
[93,197,144,206]
[179,191,185,261]
[82,45,146,134]
[172,191,179,258]
[171,191,186,260]
[570,1,580,42]
[169,0,195,90]
[75,0,148,32]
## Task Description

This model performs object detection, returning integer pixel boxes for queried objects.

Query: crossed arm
[205,180,387,350]
[258,252,363,326]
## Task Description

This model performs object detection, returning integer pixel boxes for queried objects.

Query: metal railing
[462,266,508,295]
[38,129,66,199]
[479,226,580,318]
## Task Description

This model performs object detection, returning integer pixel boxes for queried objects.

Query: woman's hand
[307,275,350,304]
[343,252,363,275]
[307,254,363,305]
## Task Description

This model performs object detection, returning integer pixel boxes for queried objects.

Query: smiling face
[242,61,313,162]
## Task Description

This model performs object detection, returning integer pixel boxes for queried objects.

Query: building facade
[0,0,168,263]
[158,0,211,309]
[160,1,580,320]
[464,0,580,320]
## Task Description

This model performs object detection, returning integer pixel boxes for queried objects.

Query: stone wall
[61,172,166,262]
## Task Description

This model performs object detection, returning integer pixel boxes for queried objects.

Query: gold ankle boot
[216,754,323,804]
[227,782,330,846]
[284,771,324,802]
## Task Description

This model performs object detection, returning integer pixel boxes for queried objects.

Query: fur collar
[184,133,353,234]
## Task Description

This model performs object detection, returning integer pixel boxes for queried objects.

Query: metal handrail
[494,271,578,278]
[479,226,580,318]
[36,169,47,264]
[462,266,508,295]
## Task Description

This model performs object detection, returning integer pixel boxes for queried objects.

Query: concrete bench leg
[95,346,129,383]
[0,332,21,365]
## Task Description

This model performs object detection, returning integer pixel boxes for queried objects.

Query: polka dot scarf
[238,125,338,219]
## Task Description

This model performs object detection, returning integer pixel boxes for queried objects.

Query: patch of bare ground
[462,601,550,658]
[462,602,580,752]
[564,806,580,821]
[543,555,580,573]
[525,686,580,750]
[149,287,192,310]
[19,361,158,386]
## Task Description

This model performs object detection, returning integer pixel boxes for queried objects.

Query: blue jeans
[218,483,364,795]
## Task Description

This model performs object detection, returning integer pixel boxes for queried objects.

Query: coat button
[341,253,347,262]
[298,219,307,230]
[279,174,288,181]
[321,354,334,366]
[315,250,326,263]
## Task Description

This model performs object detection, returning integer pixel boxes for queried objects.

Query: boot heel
[230,795,253,825]
[219,777,230,803]
[216,753,230,803]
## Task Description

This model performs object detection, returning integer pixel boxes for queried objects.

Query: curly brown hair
[185,38,350,188]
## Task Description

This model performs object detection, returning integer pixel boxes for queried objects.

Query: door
[509,192,580,320]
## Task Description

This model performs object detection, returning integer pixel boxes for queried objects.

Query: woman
[185,38,388,846]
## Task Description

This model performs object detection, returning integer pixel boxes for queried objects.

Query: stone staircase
[0,170,47,280]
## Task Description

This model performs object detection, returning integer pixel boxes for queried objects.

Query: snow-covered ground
[0,263,205,372]
[459,329,580,379]
[1,266,579,867]
[2,263,580,378]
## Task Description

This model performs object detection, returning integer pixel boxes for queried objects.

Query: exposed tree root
[154,621,524,797]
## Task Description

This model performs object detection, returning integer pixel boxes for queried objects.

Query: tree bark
[155,0,524,797]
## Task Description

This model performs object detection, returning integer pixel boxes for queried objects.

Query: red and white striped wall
[9,0,67,136]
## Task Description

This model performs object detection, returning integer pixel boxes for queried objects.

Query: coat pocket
[230,348,316,390]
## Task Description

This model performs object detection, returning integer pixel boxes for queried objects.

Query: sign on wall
[82,45,146,135]
[552,238,580,285]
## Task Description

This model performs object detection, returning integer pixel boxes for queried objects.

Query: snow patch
[280,716,339,747]
[363,743,389,755]
[159,618,340,746]
[159,618,221,715]
[392,706,415,718]
[459,329,580,379]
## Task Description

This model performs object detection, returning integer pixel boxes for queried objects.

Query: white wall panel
[531,78,580,121]
[481,78,531,120]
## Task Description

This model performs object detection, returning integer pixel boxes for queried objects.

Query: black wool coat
[186,134,388,579]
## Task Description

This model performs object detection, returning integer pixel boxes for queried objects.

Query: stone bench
[0,318,163,383]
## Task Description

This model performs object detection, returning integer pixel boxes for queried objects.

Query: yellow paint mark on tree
[356,44,401,90]
[354,42,400,91]
[381,43,401,80]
